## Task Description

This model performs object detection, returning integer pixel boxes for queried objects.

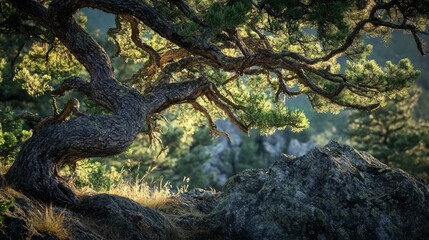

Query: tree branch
[227,29,253,56]
[50,76,91,96]
[125,15,161,66]
[370,19,427,55]
[144,77,211,114]
[189,100,231,141]
[206,91,249,134]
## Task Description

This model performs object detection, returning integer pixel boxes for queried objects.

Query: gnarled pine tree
[1,0,428,205]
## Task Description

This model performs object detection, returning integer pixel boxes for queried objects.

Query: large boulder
[212,141,429,239]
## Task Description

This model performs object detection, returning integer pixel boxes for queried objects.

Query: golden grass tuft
[30,205,70,240]
[105,178,188,209]
[0,163,11,176]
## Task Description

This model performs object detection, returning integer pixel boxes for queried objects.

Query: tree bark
[5,77,210,205]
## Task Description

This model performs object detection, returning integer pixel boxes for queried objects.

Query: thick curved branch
[13,0,425,118]
[144,77,211,113]
[45,0,428,74]
[47,0,80,25]
[51,76,91,96]
[64,0,234,67]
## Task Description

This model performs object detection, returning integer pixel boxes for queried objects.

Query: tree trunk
[4,0,213,205]
[6,79,211,205]
[6,96,146,205]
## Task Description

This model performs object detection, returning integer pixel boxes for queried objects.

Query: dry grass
[29,205,69,240]
[0,185,70,239]
[105,177,189,209]
[0,186,27,200]
[0,163,10,176]
[0,164,11,189]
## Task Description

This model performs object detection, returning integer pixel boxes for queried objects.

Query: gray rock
[212,141,429,239]
[178,188,222,214]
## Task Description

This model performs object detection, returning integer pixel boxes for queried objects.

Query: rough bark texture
[1,142,428,239]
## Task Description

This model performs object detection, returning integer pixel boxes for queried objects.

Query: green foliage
[347,58,419,94]
[307,58,420,114]
[0,108,32,166]
[213,74,309,134]
[0,199,13,228]
[349,87,429,182]
[14,42,85,96]
[62,160,124,191]
[0,58,5,83]
[261,0,354,45]
[367,32,429,120]
[206,0,252,35]
[238,92,309,134]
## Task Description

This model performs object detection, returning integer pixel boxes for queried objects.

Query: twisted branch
[189,100,231,141]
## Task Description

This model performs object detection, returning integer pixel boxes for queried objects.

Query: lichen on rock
[211,141,429,239]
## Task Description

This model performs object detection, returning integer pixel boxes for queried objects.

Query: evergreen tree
[349,87,429,181]
[0,0,428,204]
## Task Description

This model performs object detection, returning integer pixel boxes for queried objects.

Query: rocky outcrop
[1,142,428,239]
[211,141,429,239]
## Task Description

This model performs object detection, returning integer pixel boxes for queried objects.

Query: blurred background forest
[1,9,428,192]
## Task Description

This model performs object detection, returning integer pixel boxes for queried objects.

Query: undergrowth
[29,205,69,240]
[67,161,191,209]
[0,199,13,228]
